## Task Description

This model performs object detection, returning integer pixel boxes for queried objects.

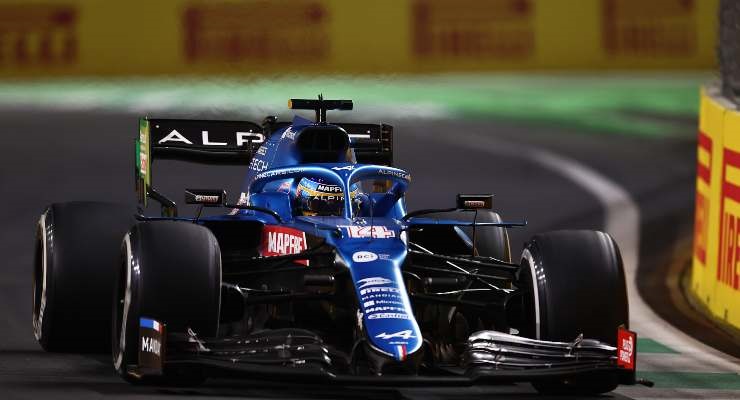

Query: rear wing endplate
[136,118,264,209]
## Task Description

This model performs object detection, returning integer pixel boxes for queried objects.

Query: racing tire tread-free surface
[112,220,221,385]
[33,201,135,352]
[520,229,628,395]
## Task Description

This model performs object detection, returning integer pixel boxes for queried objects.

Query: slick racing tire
[112,221,221,385]
[519,230,628,395]
[412,210,511,262]
[33,202,135,352]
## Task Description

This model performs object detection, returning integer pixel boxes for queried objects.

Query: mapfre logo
[260,225,308,266]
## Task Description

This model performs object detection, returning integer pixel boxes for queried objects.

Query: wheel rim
[113,234,133,371]
[32,215,48,341]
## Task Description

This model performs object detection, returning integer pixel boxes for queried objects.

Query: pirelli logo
[411,0,534,60]
[183,1,329,64]
[717,145,740,290]
[0,4,77,66]
[602,0,696,57]
[693,131,711,264]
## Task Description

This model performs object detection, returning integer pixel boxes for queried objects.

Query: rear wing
[342,123,394,167]
[136,117,394,213]
[264,120,394,166]
[136,118,264,211]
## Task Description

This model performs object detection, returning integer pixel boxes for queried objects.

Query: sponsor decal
[249,157,269,172]
[694,130,711,265]
[463,200,485,208]
[139,317,165,374]
[158,129,265,146]
[317,184,342,192]
[138,119,151,185]
[141,336,161,356]
[158,129,191,145]
[183,1,329,64]
[260,225,309,266]
[342,225,396,239]
[360,286,401,296]
[616,327,636,371]
[365,306,407,314]
[357,277,392,288]
[602,0,696,57]
[257,146,267,156]
[236,132,265,146]
[194,194,220,203]
[717,146,740,290]
[352,251,379,263]
[378,168,411,181]
[412,0,534,61]
[0,4,78,66]
[376,330,416,340]
[331,165,355,171]
[255,168,302,180]
[363,300,375,308]
[368,313,410,320]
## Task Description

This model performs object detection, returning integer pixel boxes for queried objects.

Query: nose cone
[338,238,422,361]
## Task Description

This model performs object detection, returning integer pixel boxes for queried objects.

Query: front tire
[112,221,221,384]
[519,230,628,395]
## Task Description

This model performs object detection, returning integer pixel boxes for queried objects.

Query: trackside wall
[692,87,740,330]
[0,0,718,78]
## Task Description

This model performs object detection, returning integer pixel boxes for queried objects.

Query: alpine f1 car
[33,97,639,395]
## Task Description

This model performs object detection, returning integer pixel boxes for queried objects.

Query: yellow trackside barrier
[0,0,720,78]
[692,87,740,330]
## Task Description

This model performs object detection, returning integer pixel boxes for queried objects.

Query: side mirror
[457,194,493,210]
[185,189,226,207]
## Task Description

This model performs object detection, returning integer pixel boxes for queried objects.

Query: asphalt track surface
[1,108,738,399]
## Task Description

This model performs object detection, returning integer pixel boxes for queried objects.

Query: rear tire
[112,221,221,385]
[33,202,135,352]
[519,230,628,395]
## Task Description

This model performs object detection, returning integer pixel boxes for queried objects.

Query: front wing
[133,324,637,386]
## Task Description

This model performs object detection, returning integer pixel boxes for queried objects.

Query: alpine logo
[378,169,411,181]
[375,330,415,340]
[260,226,309,266]
[158,130,265,146]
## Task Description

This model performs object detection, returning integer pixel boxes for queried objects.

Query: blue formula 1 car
[32,97,639,395]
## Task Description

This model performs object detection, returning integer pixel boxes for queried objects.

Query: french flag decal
[395,345,407,361]
[140,317,161,332]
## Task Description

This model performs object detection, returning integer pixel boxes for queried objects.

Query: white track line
[428,132,740,375]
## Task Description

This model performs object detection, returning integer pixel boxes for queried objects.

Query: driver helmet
[295,177,361,216]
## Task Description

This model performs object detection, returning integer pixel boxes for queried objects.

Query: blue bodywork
[216,116,422,360]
